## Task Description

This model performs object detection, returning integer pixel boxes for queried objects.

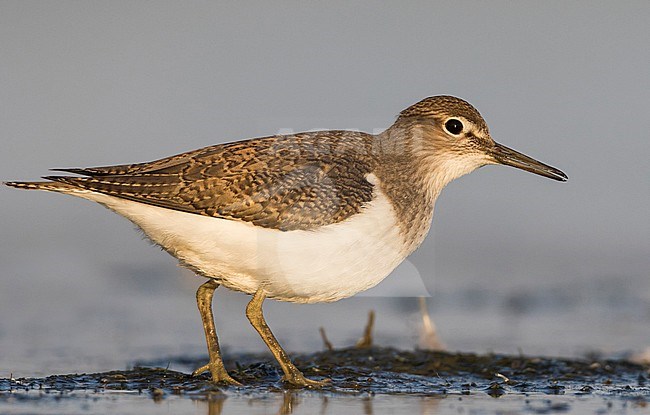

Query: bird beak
[490,142,568,182]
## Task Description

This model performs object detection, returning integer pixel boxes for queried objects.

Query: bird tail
[4,180,78,193]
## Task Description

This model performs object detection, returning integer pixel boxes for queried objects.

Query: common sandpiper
[5,95,567,387]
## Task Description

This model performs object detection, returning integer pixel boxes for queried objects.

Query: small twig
[418,297,445,351]
[319,327,334,351]
[495,372,510,383]
[355,310,375,349]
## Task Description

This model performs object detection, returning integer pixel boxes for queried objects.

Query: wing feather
[46,132,377,231]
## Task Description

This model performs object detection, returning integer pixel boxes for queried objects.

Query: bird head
[389,96,567,188]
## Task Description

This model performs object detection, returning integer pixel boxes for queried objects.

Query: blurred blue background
[1,1,648,378]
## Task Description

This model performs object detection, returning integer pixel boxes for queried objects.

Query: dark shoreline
[3,347,648,400]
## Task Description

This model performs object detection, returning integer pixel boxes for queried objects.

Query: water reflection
[283,391,300,415]
[202,394,225,415]
[195,392,444,415]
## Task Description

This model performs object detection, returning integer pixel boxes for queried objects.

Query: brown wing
[46,131,378,231]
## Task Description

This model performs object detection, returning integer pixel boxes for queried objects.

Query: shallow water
[2,252,649,375]
[1,250,649,414]
[4,392,646,415]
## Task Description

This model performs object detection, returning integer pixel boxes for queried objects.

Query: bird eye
[444,118,464,135]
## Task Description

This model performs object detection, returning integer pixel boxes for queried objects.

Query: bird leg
[193,279,241,385]
[246,288,329,387]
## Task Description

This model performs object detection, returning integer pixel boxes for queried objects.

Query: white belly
[71,186,410,303]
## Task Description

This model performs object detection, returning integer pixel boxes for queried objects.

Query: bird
[5,95,567,387]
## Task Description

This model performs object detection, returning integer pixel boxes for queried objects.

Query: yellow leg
[246,289,329,387]
[193,279,241,385]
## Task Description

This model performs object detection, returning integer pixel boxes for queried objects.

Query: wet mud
[2,347,648,409]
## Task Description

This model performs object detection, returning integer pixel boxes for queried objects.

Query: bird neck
[372,127,443,253]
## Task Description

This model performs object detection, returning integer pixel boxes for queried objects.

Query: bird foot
[192,363,242,386]
[281,372,330,388]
